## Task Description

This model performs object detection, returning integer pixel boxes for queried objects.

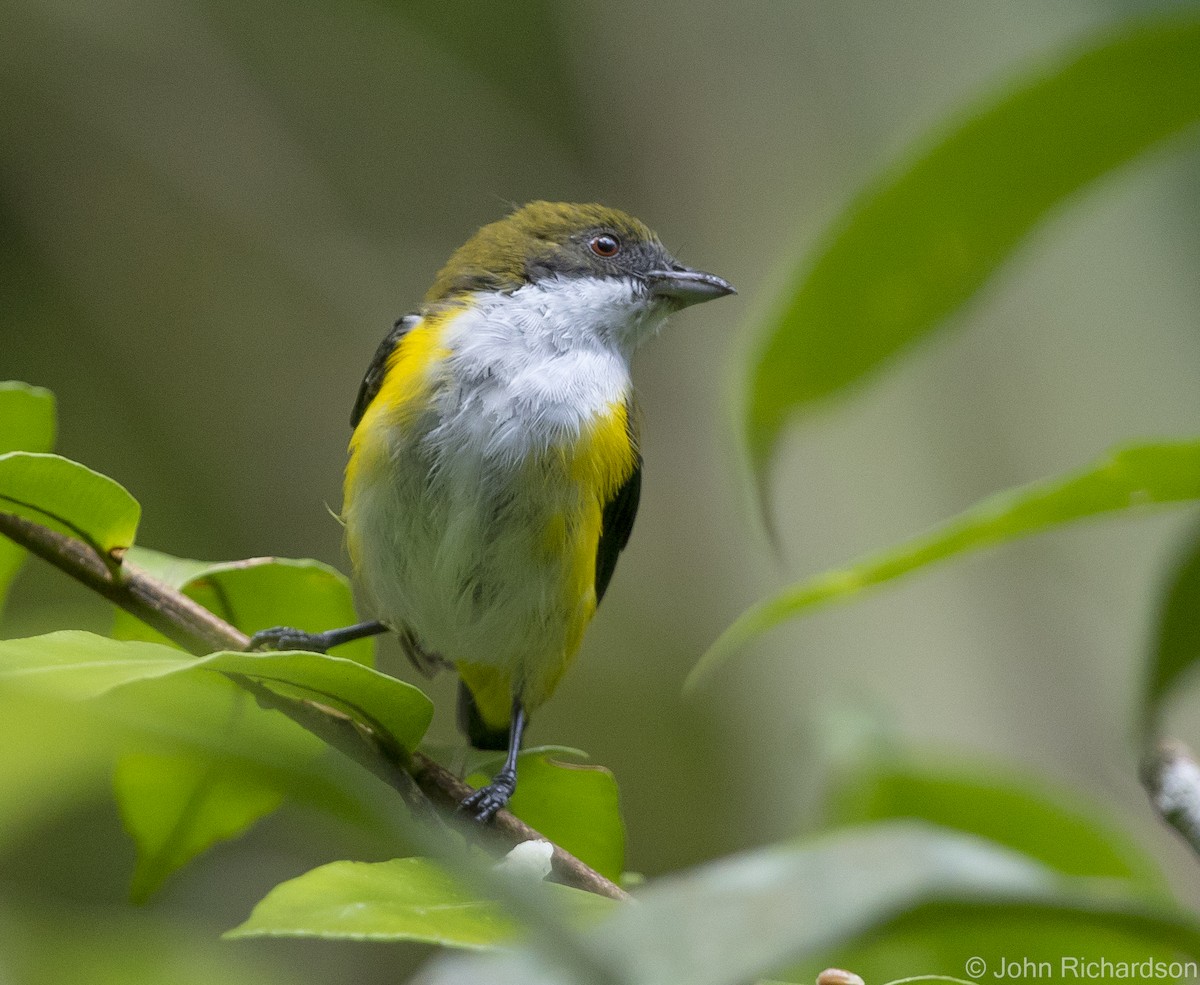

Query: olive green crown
[425,201,661,302]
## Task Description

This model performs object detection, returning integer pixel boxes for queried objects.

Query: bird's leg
[248,620,389,654]
[460,698,527,823]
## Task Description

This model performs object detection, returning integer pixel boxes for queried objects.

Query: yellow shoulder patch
[343,306,461,563]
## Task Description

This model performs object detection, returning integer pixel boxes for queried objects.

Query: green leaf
[416,823,1200,985]
[0,633,398,897]
[789,898,1200,985]
[1143,523,1200,736]
[109,552,377,898]
[116,549,375,666]
[468,748,625,882]
[692,440,1200,688]
[747,14,1200,473]
[0,382,56,612]
[0,631,433,753]
[0,452,139,559]
[108,549,378,895]
[0,686,118,844]
[2,905,297,985]
[0,630,186,699]
[822,748,1166,891]
[228,856,614,946]
[198,649,432,752]
[0,382,55,457]
[115,748,284,904]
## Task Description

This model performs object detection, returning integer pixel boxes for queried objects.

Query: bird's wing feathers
[594,452,642,604]
[350,314,421,428]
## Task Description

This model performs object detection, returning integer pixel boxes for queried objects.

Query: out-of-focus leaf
[2,905,296,985]
[0,633,395,887]
[747,14,1200,474]
[788,898,1200,985]
[116,548,375,666]
[0,382,56,612]
[0,452,139,559]
[110,549,377,896]
[116,748,285,904]
[415,823,1200,985]
[109,550,376,898]
[822,748,1166,891]
[228,856,614,946]
[0,382,55,457]
[0,631,432,752]
[468,747,624,882]
[0,686,117,844]
[692,440,1200,688]
[1144,523,1200,735]
[395,1,581,155]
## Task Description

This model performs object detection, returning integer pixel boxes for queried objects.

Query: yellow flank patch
[523,401,638,710]
[343,307,459,567]
[568,401,637,502]
[457,662,513,730]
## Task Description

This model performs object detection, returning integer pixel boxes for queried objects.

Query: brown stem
[0,510,630,902]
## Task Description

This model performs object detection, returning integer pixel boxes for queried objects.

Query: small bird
[254,202,734,820]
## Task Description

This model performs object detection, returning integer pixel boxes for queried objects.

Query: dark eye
[589,234,620,258]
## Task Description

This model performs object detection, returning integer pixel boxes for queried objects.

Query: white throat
[428,276,663,462]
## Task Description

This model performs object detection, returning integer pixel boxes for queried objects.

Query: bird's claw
[459,776,516,823]
[248,625,330,653]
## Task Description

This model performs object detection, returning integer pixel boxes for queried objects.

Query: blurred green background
[3,0,1200,981]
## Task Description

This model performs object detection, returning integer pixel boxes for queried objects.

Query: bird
[252,202,735,821]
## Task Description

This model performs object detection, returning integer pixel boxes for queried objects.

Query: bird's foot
[248,626,332,654]
[459,771,516,823]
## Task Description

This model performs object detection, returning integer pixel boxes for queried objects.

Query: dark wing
[350,314,420,428]
[594,455,642,604]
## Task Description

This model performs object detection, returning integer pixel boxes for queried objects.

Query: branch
[1141,738,1200,860]
[0,511,630,902]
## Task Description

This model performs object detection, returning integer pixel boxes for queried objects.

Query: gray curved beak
[646,268,736,308]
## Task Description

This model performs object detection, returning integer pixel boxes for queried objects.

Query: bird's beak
[645,268,736,308]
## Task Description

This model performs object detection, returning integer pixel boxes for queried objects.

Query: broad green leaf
[0,634,395,881]
[228,856,614,946]
[0,381,56,455]
[747,14,1200,473]
[0,630,186,699]
[1143,523,1200,735]
[110,550,375,898]
[116,548,375,666]
[822,748,1165,891]
[0,383,56,611]
[0,452,139,559]
[0,631,432,752]
[416,823,1200,985]
[468,747,625,882]
[116,748,285,903]
[199,649,431,752]
[692,440,1200,688]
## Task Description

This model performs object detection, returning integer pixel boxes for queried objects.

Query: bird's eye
[589,234,620,258]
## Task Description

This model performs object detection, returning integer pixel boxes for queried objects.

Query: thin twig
[1141,738,1200,860]
[0,510,630,902]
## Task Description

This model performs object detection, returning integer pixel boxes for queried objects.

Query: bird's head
[425,202,734,351]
